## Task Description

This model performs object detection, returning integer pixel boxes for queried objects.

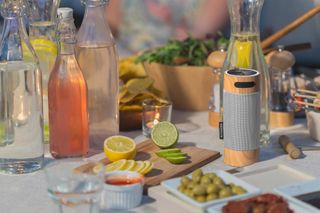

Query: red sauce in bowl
[105,175,144,186]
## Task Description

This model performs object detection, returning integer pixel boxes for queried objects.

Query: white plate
[235,164,315,192]
[274,179,320,213]
[161,170,261,209]
[207,195,312,213]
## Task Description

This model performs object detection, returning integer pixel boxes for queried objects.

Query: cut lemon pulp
[104,135,137,162]
[105,159,127,172]
[130,161,145,172]
[121,160,135,170]
[140,161,154,175]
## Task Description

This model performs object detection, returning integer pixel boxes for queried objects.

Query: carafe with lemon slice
[28,0,60,143]
[219,0,270,144]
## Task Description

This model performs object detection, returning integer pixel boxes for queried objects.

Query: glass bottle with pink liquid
[48,8,89,158]
[76,0,119,150]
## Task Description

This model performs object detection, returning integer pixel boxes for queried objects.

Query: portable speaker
[223,68,260,167]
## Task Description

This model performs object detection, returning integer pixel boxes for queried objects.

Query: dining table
[1,110,319,213]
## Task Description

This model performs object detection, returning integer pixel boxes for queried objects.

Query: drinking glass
[45,159,104,213]
[142,99,172,137]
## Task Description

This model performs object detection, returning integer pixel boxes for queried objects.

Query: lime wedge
[166,156,187,164]
[151,121,179,149]
[162,153,187,158]
[156,148,182,157]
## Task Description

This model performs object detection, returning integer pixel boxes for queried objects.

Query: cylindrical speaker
[223,68,260,167]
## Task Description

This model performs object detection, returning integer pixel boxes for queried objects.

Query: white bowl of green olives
[161,169,261,209]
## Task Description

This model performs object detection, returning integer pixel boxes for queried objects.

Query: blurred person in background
[60,0,320,67]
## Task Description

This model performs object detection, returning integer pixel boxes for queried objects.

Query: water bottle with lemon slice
[28,0,60,143]
[219,0,271,144]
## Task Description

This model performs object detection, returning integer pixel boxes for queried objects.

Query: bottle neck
[0,16,36,62]
[57,18,76,55]
[228,0,263,35]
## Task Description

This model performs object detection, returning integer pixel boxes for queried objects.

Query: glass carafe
[27,0,60,143]
[48,8,89,158]
[76,0,119,150]
[0,0,44,174]
[220,0,270,143]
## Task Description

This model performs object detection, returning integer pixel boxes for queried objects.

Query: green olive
[193,185,207,196]
[192,169,203,179]
[213,177,225,186]
[207,184,219,194]
[206,173,217,180]
[206,193,218,201]
[232,186,247,195]
[178,185,184,192]
[195,195,206,202]
[186,189,194,197]
[219,188,233,198]
[192,175,201,184]
[200,176,211,185]
[187,182,195,189]
[181,176,191,186]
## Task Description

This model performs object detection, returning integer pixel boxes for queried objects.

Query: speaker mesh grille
[223,92,260,151]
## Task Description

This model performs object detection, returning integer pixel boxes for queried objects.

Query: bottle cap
[57,7,73,20]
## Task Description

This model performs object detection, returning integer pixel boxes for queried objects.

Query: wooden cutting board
[77,140,220,190]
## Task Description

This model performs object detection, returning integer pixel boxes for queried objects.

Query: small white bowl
[101,171,144,210]
[306,109,320,142]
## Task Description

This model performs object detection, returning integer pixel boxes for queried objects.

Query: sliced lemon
[105,159,128,172]
[121,160,135,171]
[104,135,137,162]
[234,40,252,68]
[140,161,154,175]
[130,161,145,172]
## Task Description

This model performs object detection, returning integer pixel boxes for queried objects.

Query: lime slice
[121,160,135,171]
[156,148,182,157]
[166,156,187,164]
[162,153,187,158]
[151,121,179,148]
[140,161,154,175]
[130,161,145,172]
[105,159,127,172]
[44,123,49,144]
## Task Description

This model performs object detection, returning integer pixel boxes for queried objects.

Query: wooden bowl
[119,110,142,131]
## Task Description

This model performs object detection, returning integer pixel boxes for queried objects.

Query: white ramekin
[306,109,320,142]
[101,171,144,210]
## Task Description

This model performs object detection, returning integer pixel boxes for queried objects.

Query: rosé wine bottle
[48,8,88,158]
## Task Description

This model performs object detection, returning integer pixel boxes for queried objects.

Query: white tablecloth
[1,110,319,213]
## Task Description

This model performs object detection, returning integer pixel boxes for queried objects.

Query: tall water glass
[27,0,60,142]
[45,159,104,213]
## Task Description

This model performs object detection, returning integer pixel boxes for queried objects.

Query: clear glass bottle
[0,0,44,174]
[27,0,60,143]
[48,8,89,158]
[76,0,119,150]
[220,0,270,143]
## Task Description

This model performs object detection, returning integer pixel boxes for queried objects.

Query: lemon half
[104,135,137,162]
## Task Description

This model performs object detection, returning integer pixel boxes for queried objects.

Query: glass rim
[142,98,172,109]
[44,158,104,177]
